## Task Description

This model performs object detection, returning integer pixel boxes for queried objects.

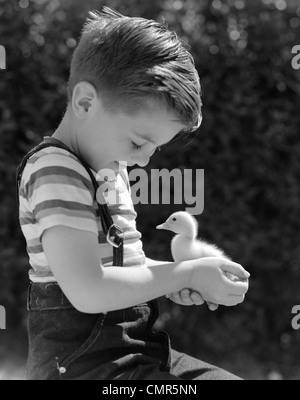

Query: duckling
[156,211,228,263]
[156,211,239,285]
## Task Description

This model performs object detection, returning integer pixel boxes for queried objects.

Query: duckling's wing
[171,236,229,262]
[171,236,210,261]
[195,240,228,258]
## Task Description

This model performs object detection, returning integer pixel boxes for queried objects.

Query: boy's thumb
[221,261,250,280]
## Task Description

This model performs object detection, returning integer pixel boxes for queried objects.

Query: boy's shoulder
[24,145,83,171]
[20,142,130,196]
[21,145,93,188]
[26,145,78,166]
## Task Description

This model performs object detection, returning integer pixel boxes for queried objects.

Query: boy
[18,7,249,380]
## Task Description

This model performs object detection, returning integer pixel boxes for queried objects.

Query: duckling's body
[171,234,226,262]
[157,211,228,263]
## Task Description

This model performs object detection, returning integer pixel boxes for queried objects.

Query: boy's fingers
[207,302,219,311]
[168,291,195,305]
[191,291,205,305]
[225,272,242,282]
[180,289,191,298]
[228,294,245,305]
[180,290,194,305]
[226,279,249,296]
[221,261,250,280]
[171,292,182,302]
[223,294,245,307]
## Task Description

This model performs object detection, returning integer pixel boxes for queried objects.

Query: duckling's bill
[156,223,171,231]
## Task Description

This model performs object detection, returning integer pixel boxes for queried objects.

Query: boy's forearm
[43,227,193,315]
[81,260,192,314]
[145,257,172,267]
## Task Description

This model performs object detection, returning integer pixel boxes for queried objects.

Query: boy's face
[79,96,187,172]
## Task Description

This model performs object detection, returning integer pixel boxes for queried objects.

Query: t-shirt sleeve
[23,151,98,240]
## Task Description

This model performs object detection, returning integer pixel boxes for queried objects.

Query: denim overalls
[17,138,241,380]
[26,282,172,380]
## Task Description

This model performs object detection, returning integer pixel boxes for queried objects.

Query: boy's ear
[72,82,98,119]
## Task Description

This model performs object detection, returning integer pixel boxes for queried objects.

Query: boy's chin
[115,160,137,167]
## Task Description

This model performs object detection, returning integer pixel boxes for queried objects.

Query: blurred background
[1,0,300,380]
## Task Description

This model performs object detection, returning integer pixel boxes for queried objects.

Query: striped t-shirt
[18,140,146,282]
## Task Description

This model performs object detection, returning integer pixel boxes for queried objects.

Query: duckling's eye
[172,218,177,222]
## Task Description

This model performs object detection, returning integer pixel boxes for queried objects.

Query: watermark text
[0,306,6,329]
[291,305,300,330]
[96,165,204,215]
[292,45,300,70]
[0,45,6,70]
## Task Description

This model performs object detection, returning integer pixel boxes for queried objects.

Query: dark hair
[68,6,202,132]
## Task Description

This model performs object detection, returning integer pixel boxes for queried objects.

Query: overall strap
[16,137,124,266]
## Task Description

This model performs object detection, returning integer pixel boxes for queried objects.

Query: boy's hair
[68,7,202,132]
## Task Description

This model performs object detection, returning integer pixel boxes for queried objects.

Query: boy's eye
[132,142,142,150]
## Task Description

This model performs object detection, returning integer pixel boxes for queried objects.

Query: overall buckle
[106,224,124,248]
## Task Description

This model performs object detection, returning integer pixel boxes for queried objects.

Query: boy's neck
[51,107,117,173]
[52,109,82,160]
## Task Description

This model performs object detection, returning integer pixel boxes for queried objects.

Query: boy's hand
[187,257,250,307]
[166,290,219,311]
[166,289,205,306]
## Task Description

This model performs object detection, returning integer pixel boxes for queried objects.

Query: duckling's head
[156,211,198,239]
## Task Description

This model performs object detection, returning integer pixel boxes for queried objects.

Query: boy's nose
[135,149,154,167]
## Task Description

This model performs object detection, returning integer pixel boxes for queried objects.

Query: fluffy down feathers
[156,211,228,262]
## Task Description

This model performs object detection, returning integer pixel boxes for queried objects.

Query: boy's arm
[42,226,250,314]
[43,228,191,313]
[145,257,172,266]
[146,257,207,307]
